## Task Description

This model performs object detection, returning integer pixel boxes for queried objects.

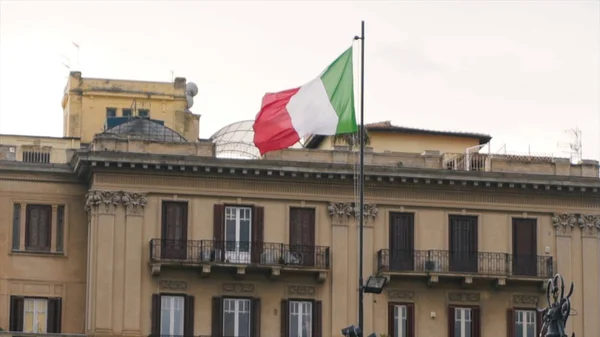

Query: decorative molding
[122,192,148,216]
[552,213,578,236]
[579,214,600,238]
[387,289,415,300]
[448,292,480,303]
[222,283,254,293]
[328,202,353,225]
[352,203,378,221]
[513,294,539,305]
[84,190,148,215]
[159,280,188,291]
[288,285,316,296]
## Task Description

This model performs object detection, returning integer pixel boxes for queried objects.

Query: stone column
[552,213,576,334]
[579,215,600,337]
[328,202,353,337]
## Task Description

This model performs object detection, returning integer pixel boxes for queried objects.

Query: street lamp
[363,275,387,294]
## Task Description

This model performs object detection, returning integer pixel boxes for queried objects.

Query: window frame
[222,297,252,337]
[138,109,150,117]
[106,107,117,118]
[388,302,414,337]
[449,305,480,337]
[159,294,185,336]
[122,108,132,117]
[10,296,62,333]
[289,299,313,337]
[23,297,48,333]
[512,307,540,337]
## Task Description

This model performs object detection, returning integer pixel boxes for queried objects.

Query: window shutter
[252,206,265,263]
[211,297,223,337]
[387,303,395,337]
[447,306,455,337]
[12,204,20,250]
[9,296,24,332]
[280,300,289,337]
[47,298,63,333]
[313,300,322,337]
[406,303,415,337]
[251,298,261,337]
[213,204,225,251]
[506,309,515,337]
[472,306,481,337]
[536,310,544,336]
[184,295,195,337]
[151,294,161,337]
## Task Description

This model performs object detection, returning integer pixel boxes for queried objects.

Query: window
[106,107,117,118]
[160,295,184,336]
[513,309,538,337]
[225,206,252,263]
[22,147,51,163]
[290,300,312,337]
[223,298,251,337]
[25,205,52,251]
[138,109,150,117]
[455,307,472,337]
[388,303,414,337]
[123,108,132,117]
[151,294,194,337]
[9,296,62,333]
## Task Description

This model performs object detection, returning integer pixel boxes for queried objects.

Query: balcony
[377,249,554,287]
[149,239,330,282]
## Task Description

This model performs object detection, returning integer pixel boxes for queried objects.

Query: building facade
[1,72,599,337]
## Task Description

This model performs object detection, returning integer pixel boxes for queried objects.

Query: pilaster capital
[552,213,578,236]
[84,190,148,215]
[122,192,148,216]
[352,203,378,224]
[328,202,353,226]
[579,214,600,238]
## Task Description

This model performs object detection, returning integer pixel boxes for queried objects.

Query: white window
[23,298,48,333]
[160,295,184,336]
[515,310,536,337]
[454,307,472,337]
[223,298,251,337]
[290,301,312,337]
[393,305,407,337]
[225,206,252,263]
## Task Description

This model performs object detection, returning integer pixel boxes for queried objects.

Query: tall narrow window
[515,310,536,337]
[223,298,251,337]
[106,107,117,118]
[25,205,52,251]
[160,295,184,336]
[225,207,252,263]
[289,300,312,337]
[389,303,414,337]
[454,307,472,337]
[393,305,407,337]
[23,298,48,333]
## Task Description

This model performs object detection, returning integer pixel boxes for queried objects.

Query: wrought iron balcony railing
[377,249,554,278]
[150,239,330,269]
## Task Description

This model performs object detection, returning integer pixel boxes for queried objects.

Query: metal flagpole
[357,20,366,336]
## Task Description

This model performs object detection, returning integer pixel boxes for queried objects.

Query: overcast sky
[0,0,598,161]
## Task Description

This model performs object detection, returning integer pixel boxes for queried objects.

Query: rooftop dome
[101,118,187,143]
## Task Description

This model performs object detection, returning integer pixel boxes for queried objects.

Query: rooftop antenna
[557,127,583,164]
[170,70,174,82]
[60,54,71,70]
[72,42,80,70]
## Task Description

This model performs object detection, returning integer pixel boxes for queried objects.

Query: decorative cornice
[387,289,415,300]
[222,283,254,293]
[288,285,316,297]
[579,214,600,238]
[85,190,147,215]
[448,292,480,303]
[159,280,188,291]
[513,294,539,306]
[552,213,578,236]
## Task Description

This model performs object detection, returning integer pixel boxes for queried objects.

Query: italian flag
[252,47,358,155]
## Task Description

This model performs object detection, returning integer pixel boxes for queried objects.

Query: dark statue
[537,273,575,337]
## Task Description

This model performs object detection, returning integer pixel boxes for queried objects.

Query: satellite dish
[185,82,198,109]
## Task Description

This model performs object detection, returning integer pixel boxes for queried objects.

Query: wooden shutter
[472,306,481,337]
[212,297,223,337]
[151,294,161,337]
[506,309,515,337]
[447,306,455,337]
[251,298,261,337]
[280,300,289,337]
[312,300,322,337]
[213,205,225,251]
[12,204,20,250]
[536,310,544,336]
[406,303,415,337]
[47,298,62,333]
[387,303,395,337]
[9,296,24,332]
[184,295,195,337]
[252,206,265,263]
